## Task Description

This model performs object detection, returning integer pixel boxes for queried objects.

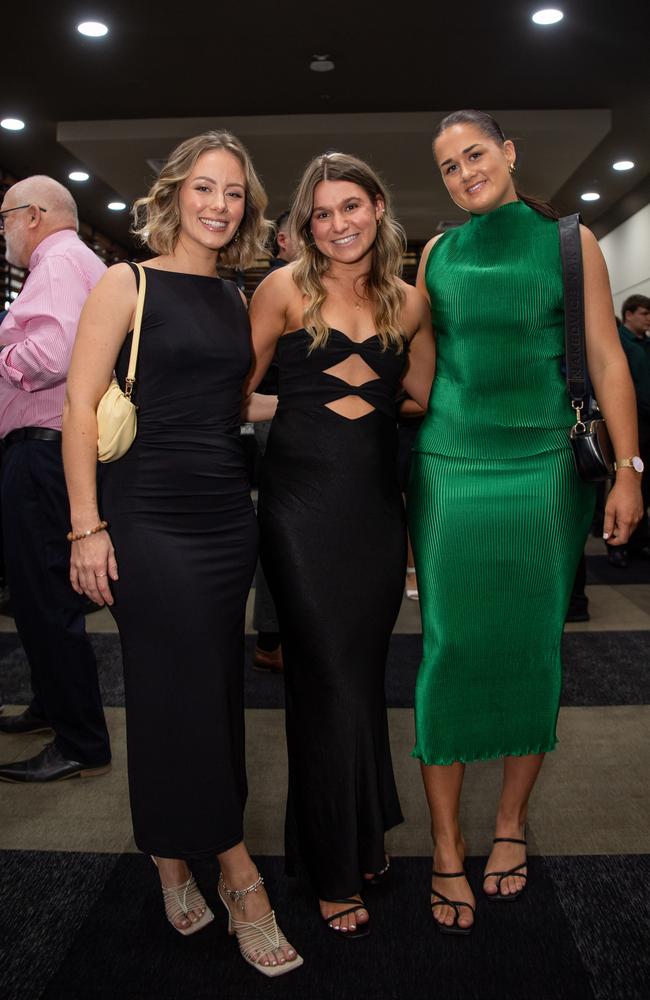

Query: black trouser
[630,421,650,549]
[1,439,110,764]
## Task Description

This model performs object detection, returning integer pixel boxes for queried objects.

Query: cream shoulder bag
[97,263,147,463]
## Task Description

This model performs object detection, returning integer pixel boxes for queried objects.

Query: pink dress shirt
[0,229,106,436]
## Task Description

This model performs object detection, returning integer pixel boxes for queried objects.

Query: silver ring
[96,572,107,578]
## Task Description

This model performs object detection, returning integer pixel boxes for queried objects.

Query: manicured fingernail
[603,533,609,539]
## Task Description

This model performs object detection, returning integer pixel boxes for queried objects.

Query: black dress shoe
[0,708,53,735]
[607,547,628,569]
[0,741,111,783]
[565,597,590,623]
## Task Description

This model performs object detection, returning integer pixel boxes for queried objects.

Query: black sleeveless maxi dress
[101,265,257,859]
[258,328,405,901]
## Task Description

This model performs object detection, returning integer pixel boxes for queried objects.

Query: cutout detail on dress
[322,354,380,387]
[325,396,376,420]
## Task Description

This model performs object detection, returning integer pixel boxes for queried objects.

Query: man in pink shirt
[0,175,111,781]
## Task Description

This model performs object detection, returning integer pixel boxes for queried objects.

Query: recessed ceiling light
[612,160,635,171]
[77,21,109,38]
[532,9,564,25]
[1,117,25,131]
[310,54,335,72]
[69,171,90,182]
[580,192,600,202]
[108,201,126,211]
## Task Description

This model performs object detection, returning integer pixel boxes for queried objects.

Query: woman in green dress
[409,110,643,934]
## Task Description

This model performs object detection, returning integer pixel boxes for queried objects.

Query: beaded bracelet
[67,520,108,542]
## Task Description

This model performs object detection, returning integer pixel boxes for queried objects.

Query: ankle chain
[219,872,264,911]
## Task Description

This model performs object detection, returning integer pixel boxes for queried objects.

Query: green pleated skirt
[408,448,595,765]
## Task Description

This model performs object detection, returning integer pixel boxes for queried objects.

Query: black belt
[3,427,62,447]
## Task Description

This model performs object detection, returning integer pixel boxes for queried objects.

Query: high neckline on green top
[468,199,532,224]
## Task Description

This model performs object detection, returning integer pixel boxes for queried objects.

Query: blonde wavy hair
[132,130,271,268]
[289,152,407,352]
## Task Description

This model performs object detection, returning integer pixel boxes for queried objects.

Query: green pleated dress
[408,200,595,765]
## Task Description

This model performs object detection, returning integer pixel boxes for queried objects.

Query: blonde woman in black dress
[63,132,302,977]
[245,153,435,937]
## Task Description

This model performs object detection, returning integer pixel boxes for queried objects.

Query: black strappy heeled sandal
[483,836,528,901]
[430,871,475,936]
[322,897,370,939]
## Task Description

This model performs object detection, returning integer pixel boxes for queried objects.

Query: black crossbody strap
[558,213,588,405]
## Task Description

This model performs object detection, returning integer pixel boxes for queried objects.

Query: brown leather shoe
[252,645,283,673]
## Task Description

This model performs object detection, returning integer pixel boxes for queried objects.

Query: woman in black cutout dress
[64,132,301,976]
[246,153,435,934]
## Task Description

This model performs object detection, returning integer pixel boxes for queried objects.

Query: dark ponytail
[434,110,559,221]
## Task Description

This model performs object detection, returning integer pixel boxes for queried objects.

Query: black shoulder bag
[558,213,615,482]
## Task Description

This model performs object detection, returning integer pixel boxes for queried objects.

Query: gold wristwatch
[615,456,644,473]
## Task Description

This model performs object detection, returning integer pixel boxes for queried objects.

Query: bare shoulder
[269,261,299,293]
[420,233,446,268]
[578,223,608,278]
[397,279,432,337]
[77,262,138,338]
[99,261,138,293]
[579,223,600,255]
[423,233,446,254]
[416,233,447,295]
[399,278,429,312]
[252,261,299,307]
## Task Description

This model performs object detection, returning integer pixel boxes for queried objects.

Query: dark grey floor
[2,851,647,1000]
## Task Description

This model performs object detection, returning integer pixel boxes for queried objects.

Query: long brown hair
[289,152,407,352]
[433,110,559,221]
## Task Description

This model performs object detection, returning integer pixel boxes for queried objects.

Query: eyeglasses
[0,204,47,233]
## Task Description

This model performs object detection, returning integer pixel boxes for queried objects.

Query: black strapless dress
[101,266,257,859]
[258,328,405,901]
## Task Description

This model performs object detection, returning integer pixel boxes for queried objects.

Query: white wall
[598,202,650,317]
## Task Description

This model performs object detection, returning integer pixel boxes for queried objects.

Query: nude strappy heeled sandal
[151,857,214,936]
[218,872,303,977]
